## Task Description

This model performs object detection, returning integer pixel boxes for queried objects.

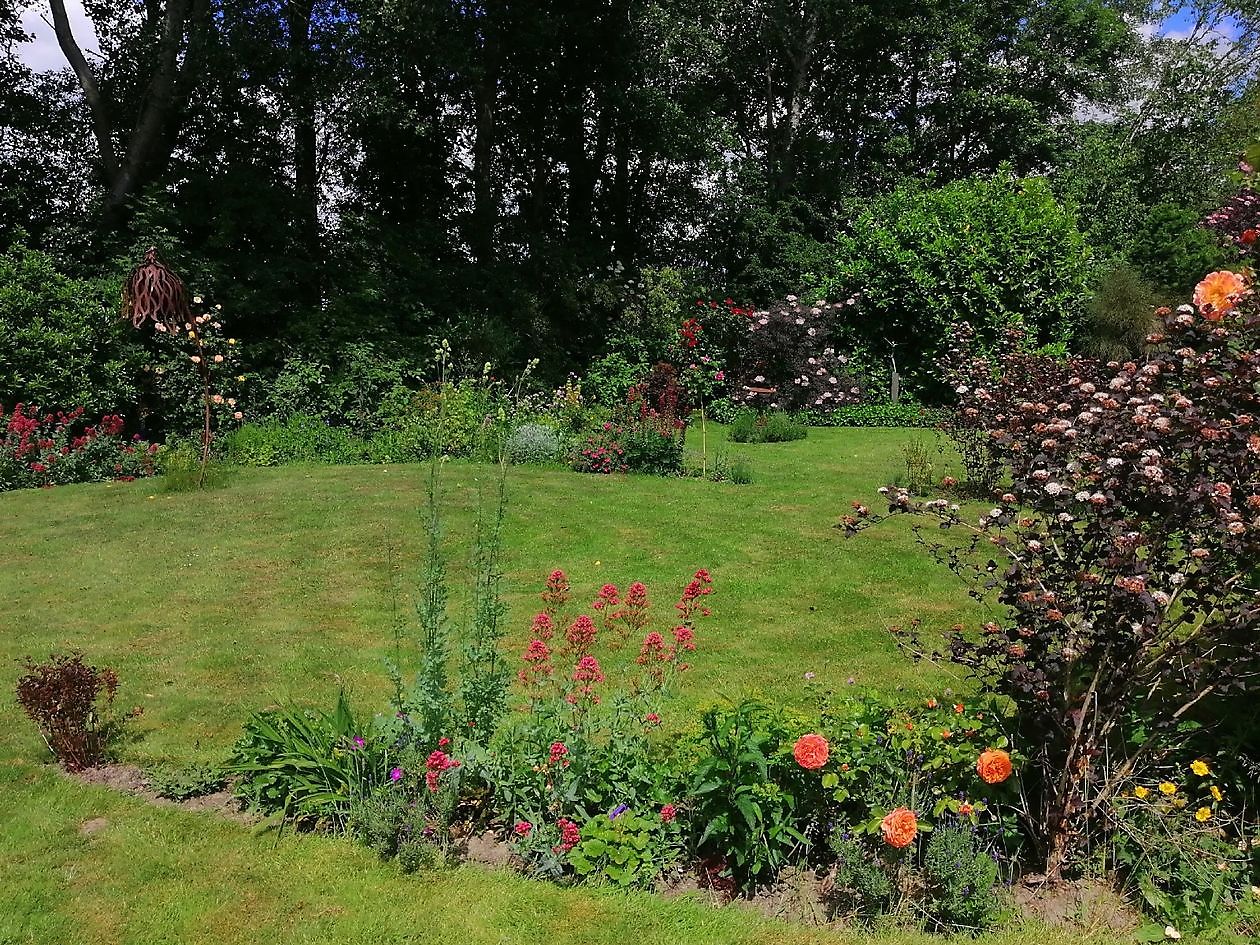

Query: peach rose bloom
[881,807,918,848]
[977,748,1013,784]
[1193,270,1249,319]
[793,733,829,770]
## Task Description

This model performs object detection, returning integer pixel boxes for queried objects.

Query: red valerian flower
[592,583,620,610]
[542,569,571,611]
[660,803,677,823]
[554,818,581,852]
[425,749,461,792]
[546,741,571,767]
[530,612,555,640]
[565,615,597,654]
[514,821,533,836]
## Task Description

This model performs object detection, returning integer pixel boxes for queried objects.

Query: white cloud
[17,1,100,73]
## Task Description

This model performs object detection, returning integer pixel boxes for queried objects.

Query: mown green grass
[1,426,1082,945]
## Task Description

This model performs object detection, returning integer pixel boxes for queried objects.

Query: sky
[18,1,99,72]
[10,1,1242,73]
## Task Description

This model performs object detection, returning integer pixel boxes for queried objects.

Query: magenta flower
[389,767,403,782]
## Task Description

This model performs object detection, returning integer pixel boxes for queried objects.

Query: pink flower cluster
[424,748,461,793]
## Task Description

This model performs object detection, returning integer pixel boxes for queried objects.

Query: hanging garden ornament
[121,247,191,331]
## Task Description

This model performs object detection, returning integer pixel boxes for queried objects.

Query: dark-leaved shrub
[15,651,140,770]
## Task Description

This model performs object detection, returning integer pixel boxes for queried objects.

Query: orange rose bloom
[1193,270,1249,319]
[977,748,1013,784]
[880,807,918,848]
[793,733,829,770]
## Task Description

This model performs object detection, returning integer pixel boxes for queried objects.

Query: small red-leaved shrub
[15,652,141,770]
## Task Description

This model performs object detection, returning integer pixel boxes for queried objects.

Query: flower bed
[1,405,158,492]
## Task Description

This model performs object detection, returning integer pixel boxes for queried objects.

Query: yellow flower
[1191,760,1210,777]
[1210,785,1223,802]
[1134,786,1150,799]
[1195,807,1212,823]
[1159,782,1177,795]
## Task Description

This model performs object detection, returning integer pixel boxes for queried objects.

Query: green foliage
[826,834,894,922]
[568,809,674,888]
[827,174,1095,391]
[225,691,384,828]
[346,751,463,873]
[221,415,369,467]
[504,423,567,466]
[727,410,808,444]
[157,441,231,492]
[0,242,138,417]
[689,702,809,888]
[898,440,937,497]
[583,353,645,409]
[921,824,1004,931]
[812,402,944,428]
[145,761,225,801]
[1078,266,1158,361]
[1128,203,1233,297]
[1112,763,1259,938]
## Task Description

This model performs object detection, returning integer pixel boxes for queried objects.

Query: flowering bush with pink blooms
[480,568,714,874]
[729,295,865,412]
[1,404,158,491]
[845,264,1260,889]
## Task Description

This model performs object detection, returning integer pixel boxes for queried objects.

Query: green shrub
[568,809,677,888]
[826,173,1094,392]
[0,243,140,417]
[1078,265,1158,361]
[826,834,894,921]
[157,441,231,491]
[145,762,225,800]
[812,402,943,428]
[221,414,369,467]
[504,423,567,465]
[921,824,1004,931]
[225,691,384,827]
[727,409,808,443]
[584,352,646,408]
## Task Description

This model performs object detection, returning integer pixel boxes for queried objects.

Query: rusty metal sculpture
[122,248,216,485]
[121,247,190,330]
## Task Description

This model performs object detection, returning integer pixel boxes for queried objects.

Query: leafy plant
[15,651,141,770]
[689,702,809,889]
[727,409,807,444]
[1,405,158,492]
[568,808,676,888]
[847,269,1260,880]
[226,691,384,828]
[504,423,567,465]
[145,761,225,800]
[921,823,1004,931]
[899,439,935,496]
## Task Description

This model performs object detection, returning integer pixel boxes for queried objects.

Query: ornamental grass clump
[846,265,1260,883]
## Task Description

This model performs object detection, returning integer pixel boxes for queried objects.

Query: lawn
[0,426,1092,945]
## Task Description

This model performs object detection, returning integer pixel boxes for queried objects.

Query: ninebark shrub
[847,268,1260,880]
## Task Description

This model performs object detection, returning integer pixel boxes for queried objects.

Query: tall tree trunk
[288,0,321,305]
[470,15,499,264]
[50,0,205,225]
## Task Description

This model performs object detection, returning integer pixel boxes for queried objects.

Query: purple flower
[609,804,629,821]
[390,767,404,782]
[352,736,365,749]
